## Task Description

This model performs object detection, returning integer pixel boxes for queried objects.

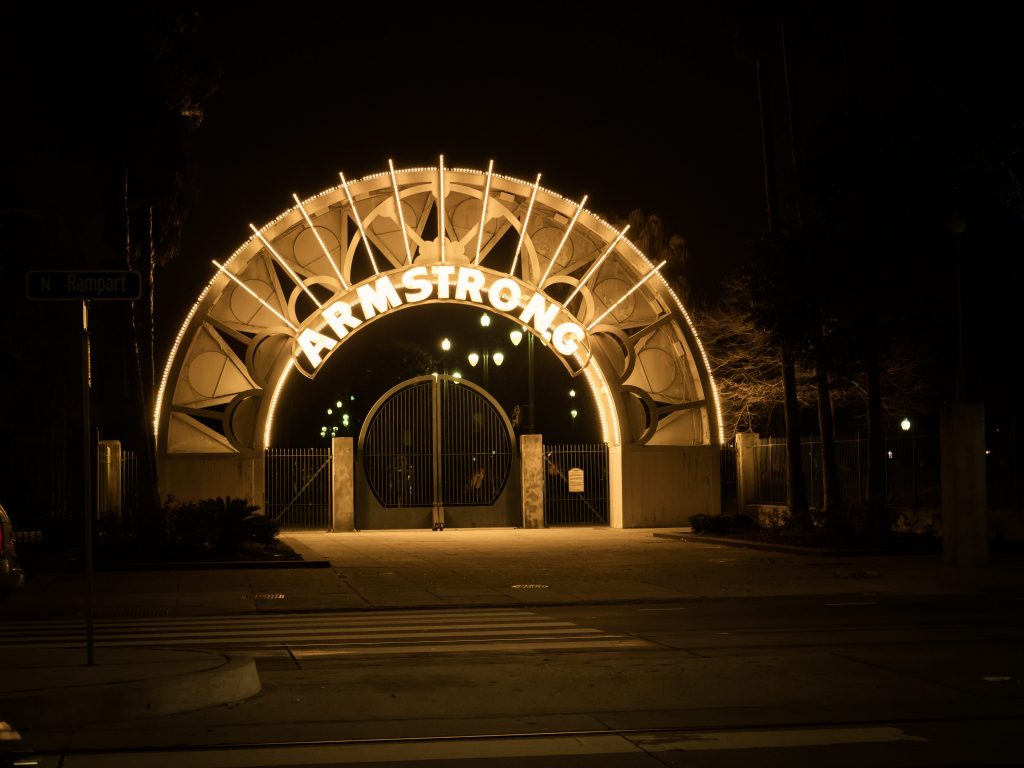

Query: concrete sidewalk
[1,527,1023,734]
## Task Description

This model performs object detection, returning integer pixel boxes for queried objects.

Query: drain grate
[511,584,549,590]
[246,592,286,600]
[98,608,173,619]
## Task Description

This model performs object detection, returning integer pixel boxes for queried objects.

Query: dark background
[1,4,1021,510]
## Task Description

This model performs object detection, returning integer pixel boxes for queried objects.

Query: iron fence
[360,376,515,509]
[720,444,737,514]
[746,432,942,510]
[121,449,138,526]
[265,447,332,530]
[361,380,434,508]
[543,443,609,526]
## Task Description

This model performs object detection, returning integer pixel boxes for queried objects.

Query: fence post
[520,434,544,528]
[97,440,122,524]
[735,432,760,517]
[332,437,354,532]
[941,402,987,566]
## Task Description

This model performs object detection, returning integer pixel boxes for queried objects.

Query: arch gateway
[156,160,723,527]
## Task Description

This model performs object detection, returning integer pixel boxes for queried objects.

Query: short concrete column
[735,432,760,516]
[332,437,354,532]
[608,444,623,528]
[520,434,544,529]
[941,402,988,566]
[97,440,122,522]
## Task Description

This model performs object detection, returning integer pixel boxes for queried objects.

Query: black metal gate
[265,447,332,530]
[357,375,519,529]
[543,443,610,525]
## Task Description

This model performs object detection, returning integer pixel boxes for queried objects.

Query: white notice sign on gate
[568,467,584,493]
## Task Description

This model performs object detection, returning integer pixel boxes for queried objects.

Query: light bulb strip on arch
[156,161,722,448]
[577,351,620,446]
[292,193,348,289]
[538,194,588,289]
[587,260,667,331]
[211,260,298,330]
[387,158,413,264]
[248,224,322,308]
[154,281,214,437]
[437,155,446,262]
[561,225,630,308]
[473,159,494,265]
[339,171,380,275]
[264,359,295,448]
[510,172,541,279]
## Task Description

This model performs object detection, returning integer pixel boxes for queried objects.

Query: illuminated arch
[155,160,722,462]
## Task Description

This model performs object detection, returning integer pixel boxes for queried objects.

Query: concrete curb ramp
[0,647,260,729]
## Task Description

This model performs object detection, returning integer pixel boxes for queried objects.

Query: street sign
[26,270,142,301]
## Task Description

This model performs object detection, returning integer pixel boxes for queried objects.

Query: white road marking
[633,725,927,751]
[0,609,655,656]
[58,734,642,767]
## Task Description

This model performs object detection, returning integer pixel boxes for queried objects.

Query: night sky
[168,6,762,317]
[162,7,765,444]
[3,4,1022,449]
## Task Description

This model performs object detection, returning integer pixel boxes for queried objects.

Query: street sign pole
[26,269,142,667]
[81,300,95,666]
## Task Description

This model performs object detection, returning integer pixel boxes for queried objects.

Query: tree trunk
[782,348,811,528]
[865,349,887,535]
[815,348,841,526]
[125,175,161,537]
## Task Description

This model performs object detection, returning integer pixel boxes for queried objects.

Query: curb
[0,651,261,729]
[94,558,332,571]
[653,531,941,557]
[25,558,332,573]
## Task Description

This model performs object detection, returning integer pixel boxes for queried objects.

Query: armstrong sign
[293,263,589,377]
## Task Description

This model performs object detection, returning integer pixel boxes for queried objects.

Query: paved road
[0,607,650,656]
[8,591,1023,767]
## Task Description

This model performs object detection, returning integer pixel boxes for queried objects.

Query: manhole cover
[99,608,172,619]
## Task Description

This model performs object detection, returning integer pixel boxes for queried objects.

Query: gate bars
[542,443,610,525]
[361,376,514,511]
[265,447,332,530]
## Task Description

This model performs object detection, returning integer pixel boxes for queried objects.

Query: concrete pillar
[941,402,987,566]
[332,437,354,532]
[608,444,623,528]
[520,434,544,528]
[97,440,122,521]
[735,432,760,517]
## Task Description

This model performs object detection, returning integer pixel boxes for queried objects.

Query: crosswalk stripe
[0,627,605,649]
[0,608,652,656]
[291,637,654,657]
[0,608,537,629]
[0,618,571,641]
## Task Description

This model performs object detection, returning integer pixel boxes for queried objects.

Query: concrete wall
[520,434,544,529]
[331,437,354,531]
[160,455,264,506]
[619,445,721,527]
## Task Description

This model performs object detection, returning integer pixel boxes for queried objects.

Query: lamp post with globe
[508,325,535,433]
[902,417,917,509]
[466,312,504,389]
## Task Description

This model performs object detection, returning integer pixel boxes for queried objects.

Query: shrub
[691,513,756,535]
[163,496,278,557]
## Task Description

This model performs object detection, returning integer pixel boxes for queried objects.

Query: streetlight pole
[902,417,917,509]
[527,331,535,433]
